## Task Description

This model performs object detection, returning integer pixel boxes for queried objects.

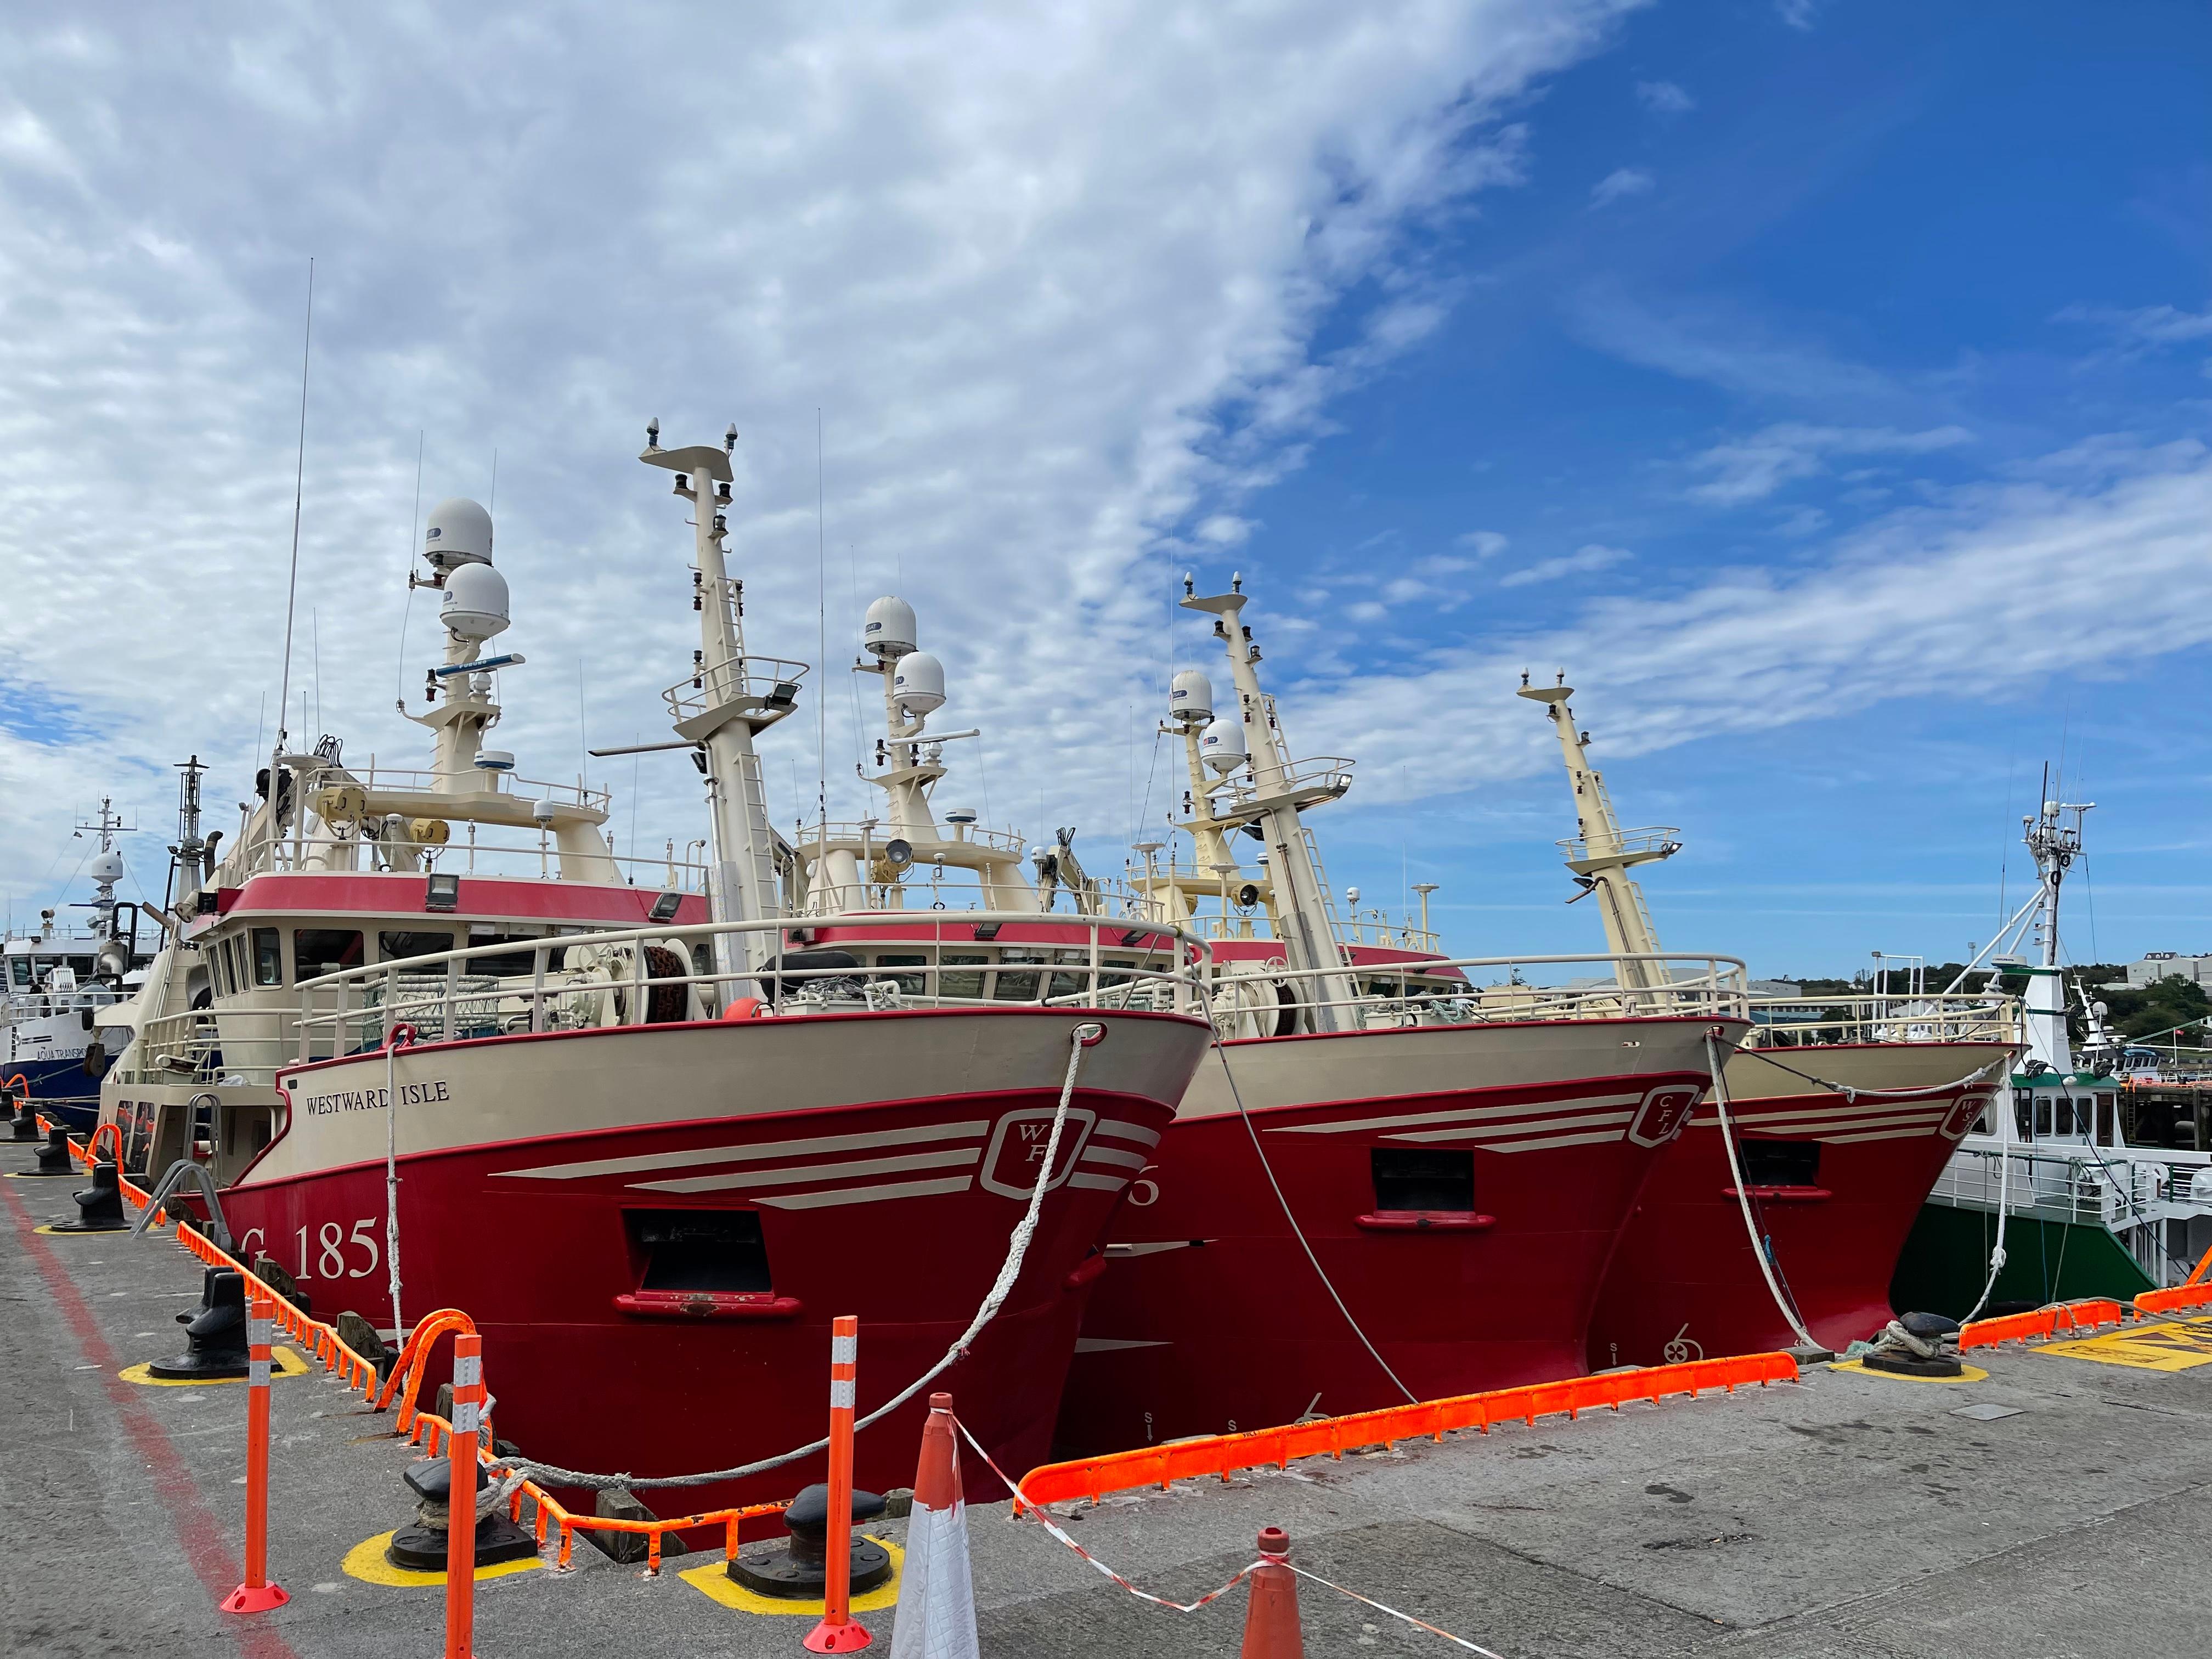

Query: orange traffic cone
[886,1393,978,1659]
[1239,1527,1303,1658]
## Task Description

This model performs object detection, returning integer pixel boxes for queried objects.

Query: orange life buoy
[721,996,768,1022]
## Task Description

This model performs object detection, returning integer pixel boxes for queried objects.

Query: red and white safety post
[445,1331,485,1659]
[221,1289,288,1613]
[805,1313,870,1653]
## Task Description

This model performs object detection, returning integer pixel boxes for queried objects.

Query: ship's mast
[1517,673,1679,992]
[641,424,794,967]
[2021,774,2089,1075]
[1182,574,1357,1028]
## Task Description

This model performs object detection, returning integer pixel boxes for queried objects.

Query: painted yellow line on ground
[679,1537,904,1617]
[2036,1321,2212,1373]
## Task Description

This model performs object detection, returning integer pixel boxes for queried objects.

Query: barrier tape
[953,1417,1261,1613]
[960,1417,1513,1652]
[1285,1565,1506,1657]
[1014,1351,1799,1510]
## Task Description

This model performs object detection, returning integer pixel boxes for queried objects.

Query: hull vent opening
[626,1209,772,1293]
[1370,1147,1475,1214]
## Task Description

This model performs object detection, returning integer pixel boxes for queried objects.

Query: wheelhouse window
[871,953,927,994]
[7,958,30,989]
[252,929,285,988]
[992,949,1042,1002]
[292,929,363,983]
[938,953,988,999]
[1370,1148,1476,1214]
[379,930,455,967]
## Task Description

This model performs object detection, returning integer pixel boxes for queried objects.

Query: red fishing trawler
[1052,579,1752,1452]
[1513,674,2018,1367]
[102,434,1214,1503]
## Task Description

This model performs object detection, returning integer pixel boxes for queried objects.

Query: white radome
[88,850,126,885]
[1170,669,1214,723]
[422,497,494,571]
[441,561,511,641]
[864,596,918,659]
[893,651,946,715]
[1199,714,1248,774]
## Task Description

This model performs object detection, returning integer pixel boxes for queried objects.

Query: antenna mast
[272,257,315,772]
[1517,672,1679,991]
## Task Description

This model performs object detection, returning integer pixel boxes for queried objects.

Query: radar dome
[1199,714,1248,774]
[1170,669,1214,723]
[422,498,493,572]
[893,650,946,715]
[88,850,126,885]
[441,561,511,641]
[864,596,918,659]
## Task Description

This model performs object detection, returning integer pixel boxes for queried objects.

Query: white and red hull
[229,1006,1211,1505]
[1589,1041,2010,1365]
[1056,1014,1742,1452]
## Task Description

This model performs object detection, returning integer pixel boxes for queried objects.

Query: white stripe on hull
[631,1146,984,1194]
[496,1118,990,1182]
[1392,1109,1637,1145]
[1272,1092,1642,1138]
[754,1175,978,1210]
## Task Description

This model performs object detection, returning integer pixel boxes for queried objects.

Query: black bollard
[8,1098,38,1141]
[1863,1311,1966,1378]
[26,1126,75,1176]
[726,1482,891,1598]
[50,1159,129,1232]
[385,1457,538,1572]
[149,1269,252,1380]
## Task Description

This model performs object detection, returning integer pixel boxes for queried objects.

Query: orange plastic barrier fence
[1015,1351,1799,1513]
[89,1138,792,1568]
[1959,1299,2127,1350]
[2135,1282,2212,1317]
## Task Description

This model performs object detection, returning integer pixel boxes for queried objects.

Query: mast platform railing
[1203,755,1355,815]
[661,653,810,726]
[1557,826,1680,865]
[292,762,613,817]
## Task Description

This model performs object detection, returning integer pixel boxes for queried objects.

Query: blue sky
[1167,2,2212,974]
[1,3,2205,977]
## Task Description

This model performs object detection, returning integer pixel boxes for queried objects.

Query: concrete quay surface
[5,1165,2208,1659]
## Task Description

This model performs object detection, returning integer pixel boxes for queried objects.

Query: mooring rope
[1215,1041,1418,1405]
[482,1022,1093,1493]
[1733,1047,2008,1103]
[1707,1032,1819,1352]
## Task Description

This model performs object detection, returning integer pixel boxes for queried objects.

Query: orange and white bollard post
[1238,1526,1304,1658]
[221,1289,289,1613]
[805,1314,871,1654]
[444,1331,485,1659]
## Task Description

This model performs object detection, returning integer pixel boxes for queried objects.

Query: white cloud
[1588,166,1654,208]
[1634,80,1695,115]
[1688,423,1972,505]
[0,3,1640,900]
[1775,0,1824,29]
[1565,285,1898,402]
[1498,543,1632,587]
[1288,439,2212,802]
[1455,529,1509,557]
[2053,301,2212,360]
